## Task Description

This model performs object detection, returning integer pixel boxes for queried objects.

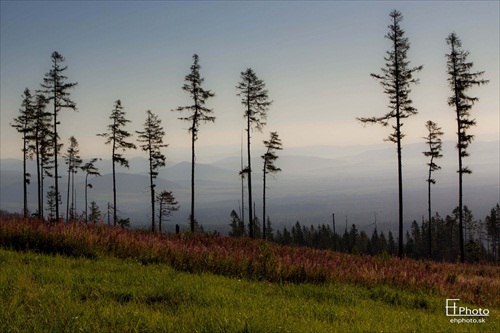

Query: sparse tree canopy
[156,190,179,233]
[262,131,282,240]
[137,110,168,233]
[31,93,51,219]
[11,88,35,218]
[423,121,443,185]
[63,136,82,222]
[423,120,443,258]
[356,10,422,258]
[446,32,488,263]
[81,158,101,224]
[237,68,272,238]
[98,100,136,226]
[39,51,78,222]
[174,54,215,232]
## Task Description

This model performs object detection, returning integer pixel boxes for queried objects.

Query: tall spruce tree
[11,88,35,218]
[422,120,443,258]
[446,32,488,263]
[98,100,136,226]
[261,131,282,240]
[174,54,215,232]
[136,110,168,233]
[63,136,82,221]
[81,158,101,223]
[237,68,272,238]
[356,10,422,258]
[39,51,77,222]
[31,93,51,218]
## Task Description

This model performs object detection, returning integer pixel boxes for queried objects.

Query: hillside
[0,218,498,332]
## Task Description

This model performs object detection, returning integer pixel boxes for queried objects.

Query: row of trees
[10,10,493,261]
[356,10,488,262]
[228,204,500,263]
[11,52,283,236]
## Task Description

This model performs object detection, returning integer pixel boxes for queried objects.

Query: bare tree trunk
[428,177,432,259]
[150,148,156,233]
[457,121,465,263]
[53,96,59,222]
[190,121,196,233]
[112,146,117,226]
[66,165,71,222]
[22,134,28,218]
[85,174,88,223]
[262,161,267,240]
[35,135,42,218]
[397,125,404,259]
[247,106,253,239]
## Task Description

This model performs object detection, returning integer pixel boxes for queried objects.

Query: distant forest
[8,10,498,264]
[226,204,500,264]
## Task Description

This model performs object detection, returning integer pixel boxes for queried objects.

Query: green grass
[1,249,497,333]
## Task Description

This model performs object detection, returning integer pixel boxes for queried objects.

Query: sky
[1,0,499,163]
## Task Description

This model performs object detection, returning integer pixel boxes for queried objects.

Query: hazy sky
[1,1,498,162]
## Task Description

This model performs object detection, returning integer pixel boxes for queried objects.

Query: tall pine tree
[357,10,422,258]
[11,88,35,218]
[136,110,168,233]
[174,54,215,232]
[31,93,51,218]
[261,131,282,240]
[98,100,136,226]
[422,120,443,258]
[446,32,488,263]
[63,136,82,221]
[39,51,77,222]
[237,68,272,238]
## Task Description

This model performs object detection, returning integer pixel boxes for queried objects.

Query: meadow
[0,216,499,332]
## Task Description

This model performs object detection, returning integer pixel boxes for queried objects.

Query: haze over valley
[2,140,498,234]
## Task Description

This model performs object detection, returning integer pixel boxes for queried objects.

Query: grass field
[0,217,498,332]
[1,249,497,333]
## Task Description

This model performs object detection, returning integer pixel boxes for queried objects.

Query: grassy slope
[1,249,498,333]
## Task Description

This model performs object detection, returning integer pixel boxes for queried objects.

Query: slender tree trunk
[53,98,59,222]
[73,184,77,220]
[451,43,465,263]
[457,120,465,263]
[428,176,432,259]
[66,165,71,222]
[22,133,28,218]
[393,26,404,259]
[35,133,42,218]
[396,124,404,258]
[240,133,245,231]
[246,103,254,239]
[190,120,196,233]
[150,148,156,233]
[85,174,88,223]
[262,166,267,240]
[159,200,163,234]
[71,169,75,219]
[112,149,117,226]
[40,161,45,221]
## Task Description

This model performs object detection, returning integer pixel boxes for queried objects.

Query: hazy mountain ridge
[1,141,498,232]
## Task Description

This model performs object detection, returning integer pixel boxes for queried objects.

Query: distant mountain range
[1,141,498,234]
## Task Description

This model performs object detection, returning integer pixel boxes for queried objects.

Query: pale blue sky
[1,1,498,161]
